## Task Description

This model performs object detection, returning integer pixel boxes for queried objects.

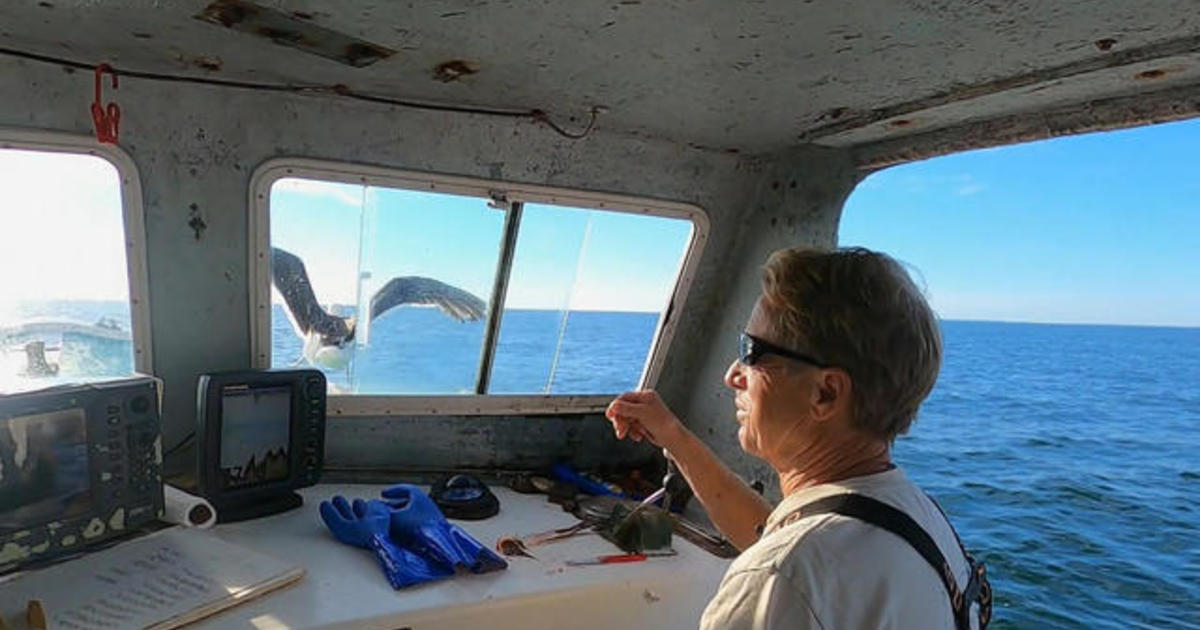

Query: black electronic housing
[196,369,325,523]
[0,376,163,575]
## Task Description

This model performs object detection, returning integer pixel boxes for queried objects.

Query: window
[0,133,151,391]
[838,119,1200,630]
[251,160,705,413]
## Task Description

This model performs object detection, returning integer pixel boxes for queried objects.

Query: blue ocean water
[6,303,1199,627]
[271,306,659,394]
[900,321,1200,630]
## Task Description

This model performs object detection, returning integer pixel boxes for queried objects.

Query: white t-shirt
[699,467,978,630]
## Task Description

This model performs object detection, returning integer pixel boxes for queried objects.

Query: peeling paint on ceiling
[0,1,1198,152]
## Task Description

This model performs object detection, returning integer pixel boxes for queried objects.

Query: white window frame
[249,158,709,416]
[0,128,153,374]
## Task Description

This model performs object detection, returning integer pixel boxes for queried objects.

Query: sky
[839,117,1200,327]
[2,117,1198,326]
[0,150,127,315]
[270,179,694,312]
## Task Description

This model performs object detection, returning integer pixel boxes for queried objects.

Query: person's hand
[605,389,686,450]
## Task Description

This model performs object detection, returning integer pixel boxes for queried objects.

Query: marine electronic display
[0,376,164,575]
[219,385,291,490]
[0,408,90,533]
[196,369,325,523]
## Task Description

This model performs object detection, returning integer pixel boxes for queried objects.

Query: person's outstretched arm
[606,390,771,550]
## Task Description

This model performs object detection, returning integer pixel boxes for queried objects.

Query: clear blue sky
[839,117,1200,327]
[8,117,1196,328]
[271,180,693,313]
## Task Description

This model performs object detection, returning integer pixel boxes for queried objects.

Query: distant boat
[0,318,132,343]
[0,318,133,380]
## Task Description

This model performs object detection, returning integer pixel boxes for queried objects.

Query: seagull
[271,246,486,369]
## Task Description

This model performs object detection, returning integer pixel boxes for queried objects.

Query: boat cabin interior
[1,1,1197,627]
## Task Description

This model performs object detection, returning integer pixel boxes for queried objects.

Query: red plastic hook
[91,64,120,144]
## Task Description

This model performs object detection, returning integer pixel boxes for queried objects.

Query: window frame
[248,158,709,416]
[0,128,154,375]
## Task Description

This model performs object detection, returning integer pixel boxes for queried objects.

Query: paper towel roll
[163,484,217,528]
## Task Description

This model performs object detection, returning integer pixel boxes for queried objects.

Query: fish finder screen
[0,409,90,534]
[219,385,291,490]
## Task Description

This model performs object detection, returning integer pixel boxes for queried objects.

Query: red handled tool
[565,553,648,566]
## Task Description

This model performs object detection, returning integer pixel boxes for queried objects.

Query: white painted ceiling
[2,1,1199,153]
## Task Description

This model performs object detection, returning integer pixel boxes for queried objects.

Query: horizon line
[4,299,1198,330]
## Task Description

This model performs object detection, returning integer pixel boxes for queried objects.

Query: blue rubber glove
[319,496,452,588]
[380,484,508,574]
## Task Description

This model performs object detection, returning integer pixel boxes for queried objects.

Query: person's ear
[811,368,852,422]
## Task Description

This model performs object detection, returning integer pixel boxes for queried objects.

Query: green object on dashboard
[598,503,674,553]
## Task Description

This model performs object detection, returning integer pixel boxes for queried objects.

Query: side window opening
[489,203,692,395]
[0,144,146,391]
[255,164,703,406]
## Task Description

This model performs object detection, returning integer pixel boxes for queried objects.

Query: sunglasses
[738,332,829,368]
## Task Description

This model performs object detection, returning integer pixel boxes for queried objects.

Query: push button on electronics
[130,395,150,414]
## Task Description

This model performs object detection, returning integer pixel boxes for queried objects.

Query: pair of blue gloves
[319,484,507,589]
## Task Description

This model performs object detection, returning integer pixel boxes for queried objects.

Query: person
[606,246,989,629]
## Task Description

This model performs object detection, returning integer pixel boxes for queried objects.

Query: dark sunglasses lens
[738,334,757,365]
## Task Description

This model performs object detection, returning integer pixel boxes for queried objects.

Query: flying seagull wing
[271,247,351,340]
[370,277,487,323]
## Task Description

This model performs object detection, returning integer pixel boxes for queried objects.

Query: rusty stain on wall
[433,60,479,83]
[195,0,396,67]
[805,33,1200,141]
[187,203,207,240]
[193,56,223,71]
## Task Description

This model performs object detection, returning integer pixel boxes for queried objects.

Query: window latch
[488,190,511,210]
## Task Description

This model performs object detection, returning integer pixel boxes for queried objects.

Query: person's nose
[724,360,747,391]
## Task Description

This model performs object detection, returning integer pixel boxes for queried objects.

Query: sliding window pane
[0,149,135,390]
[269,179,500,394]
[490,204,692,394]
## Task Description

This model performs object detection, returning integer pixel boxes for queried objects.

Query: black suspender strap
[784,493,992,630]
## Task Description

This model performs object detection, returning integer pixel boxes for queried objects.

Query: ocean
[4,303,1199,628]
[903,321,1200,629]
[270,305,660,395]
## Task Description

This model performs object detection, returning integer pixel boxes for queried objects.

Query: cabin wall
[669,147,862,499]
[1,56,858,482]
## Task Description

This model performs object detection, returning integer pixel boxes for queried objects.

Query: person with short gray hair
[607,246,990,630]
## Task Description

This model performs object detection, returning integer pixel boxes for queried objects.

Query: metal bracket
[487,190,511,210]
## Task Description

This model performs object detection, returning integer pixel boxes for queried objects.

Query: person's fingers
[352,498,369,518]
[610,391,651,411]
[610,415,652,444]
[608,398,654,421]
[624,389,661,403]
[630,425,655,445]
[610,399,665,426]
[611,414,651,442]
[607,398,632,418]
